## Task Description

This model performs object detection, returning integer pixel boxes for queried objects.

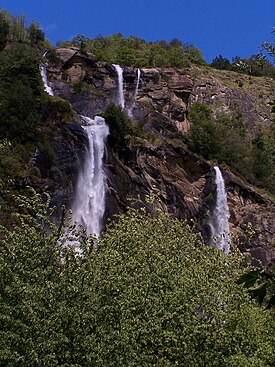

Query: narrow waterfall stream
[40,64,54,96]
[210,166,230,253]
[72,116,109,237]
[128,68,141,117]
[113,64,125,109]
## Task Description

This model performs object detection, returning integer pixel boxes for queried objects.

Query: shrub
[1,194,274,366]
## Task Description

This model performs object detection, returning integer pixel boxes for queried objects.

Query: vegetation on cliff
[58,33,206,68]
[210,54,275,78]
[210,29,275,77]
[0,9,46,50]
[0,10,74,227]
[0,192,274,366]
[188,102,275,193]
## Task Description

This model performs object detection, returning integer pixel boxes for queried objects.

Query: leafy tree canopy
[58,33,206,68]
[0,192,274,366]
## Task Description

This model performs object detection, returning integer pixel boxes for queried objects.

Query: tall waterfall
[128,68,141,117]
[113,64,125,109]
[210,166,230,253]
[72,116,109,237]
[40,64,54,96]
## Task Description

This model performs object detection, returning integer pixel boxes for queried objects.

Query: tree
[0,191,96,366]
[0,44,42,142]
[0,12,9,51]
[210,55,231,70]
[262,28,275,62]
[1,193,274,366]
[188,102,220,159]
[252,123,275,191]
[28,21,45,45]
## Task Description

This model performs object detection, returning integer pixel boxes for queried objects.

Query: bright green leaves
[0,193,274,366]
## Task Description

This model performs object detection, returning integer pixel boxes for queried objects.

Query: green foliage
[28,21,45,45]
[238,266,275,310]
[0,194,274,366]
[188,102,220,159]
[59,33,205,68]
[252,123,275,192]
[261,28,275,62]
[188,103,274,193]
[0,44,42,142]
[210,50,275,77]
[211,55,231,70]
[231,55,275,77]
[0,9,28,43]
[0,9,48,47]
[41,95,73,123]
[0,12,9,51]
[103,103,147,150]
[45,48,60,65]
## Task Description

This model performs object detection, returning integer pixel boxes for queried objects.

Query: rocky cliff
[40,47,274,266]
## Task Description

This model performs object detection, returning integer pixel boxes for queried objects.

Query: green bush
[188,102,220,159]
[211,55,231,70]
[188,103,274,192]
[0,193,274,366]
[0,12,9,51]
[103,103,146,150]
[0,43,44,142]
[60,33,206,68]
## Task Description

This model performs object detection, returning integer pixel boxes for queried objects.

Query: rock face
[44,48,274,266]
[33,121,88,218]
[188,66,275,136]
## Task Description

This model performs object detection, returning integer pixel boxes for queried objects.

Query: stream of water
[72,115,109,237]
[210,166,230,253]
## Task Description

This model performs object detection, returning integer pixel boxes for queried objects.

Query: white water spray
[40,64,54,96]
[132,68,141,108]
[210,166,230,253]
[72,116,109,237]
[113,64,125,109]
[128,68,141,117]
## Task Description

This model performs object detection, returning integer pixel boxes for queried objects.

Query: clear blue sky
[1,0,274,62]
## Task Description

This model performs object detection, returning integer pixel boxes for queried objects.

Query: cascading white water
[72,115,109,237]
[210,166,230,253]
[133,68,141,101]
[113,64,125,109]
[40,64,54,96]
[128,68,141,118]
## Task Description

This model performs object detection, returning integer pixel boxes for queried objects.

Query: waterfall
[134,68,141,102]
[72,115,109,237]
[40,64,54,96]
[210,166,230,253]
[113,64,125,109]
[128,68,141,118]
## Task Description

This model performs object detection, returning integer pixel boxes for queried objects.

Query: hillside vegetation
[0,192,274,366]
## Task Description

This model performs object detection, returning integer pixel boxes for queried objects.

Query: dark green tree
[0,12,9,51]
[188,102,220,159]
[28,21,45,45]
[210,55,231,70]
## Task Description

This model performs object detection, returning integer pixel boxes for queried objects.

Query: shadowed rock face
[43,48,274,266]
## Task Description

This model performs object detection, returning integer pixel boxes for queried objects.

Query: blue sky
[1,0,274,62]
